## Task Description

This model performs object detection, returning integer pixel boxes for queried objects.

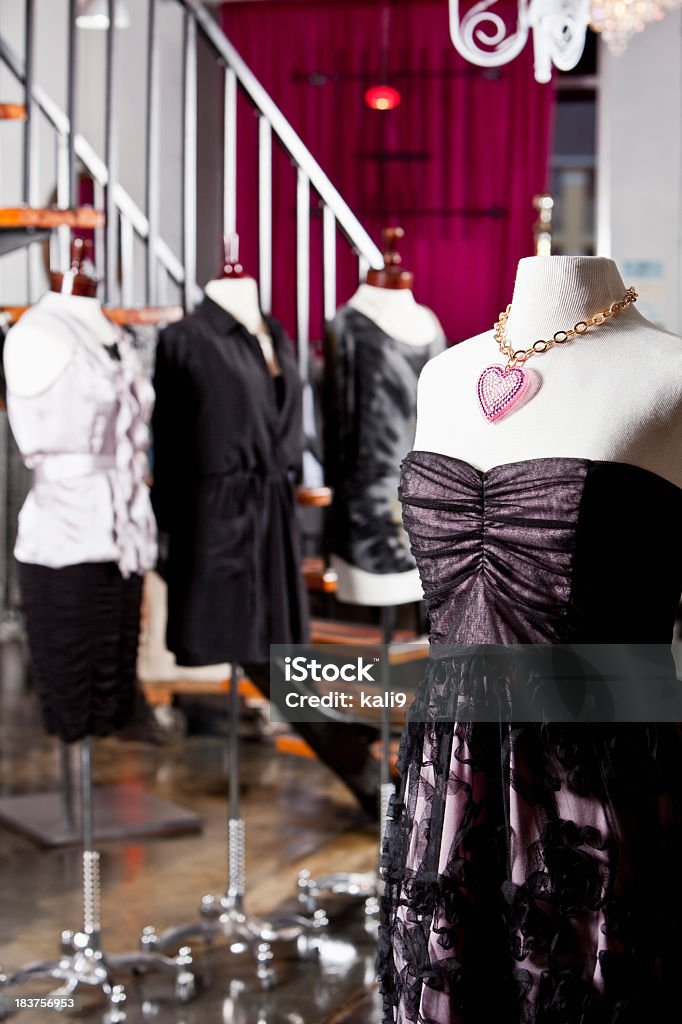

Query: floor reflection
[0,682,383,1023]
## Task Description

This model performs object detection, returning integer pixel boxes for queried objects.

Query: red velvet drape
[222,0,554,342]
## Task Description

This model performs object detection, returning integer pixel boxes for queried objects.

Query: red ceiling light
[365,84,401,111]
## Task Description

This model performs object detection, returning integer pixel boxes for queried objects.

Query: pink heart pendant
[477,364,533,423]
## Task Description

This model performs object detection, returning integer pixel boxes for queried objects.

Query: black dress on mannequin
[152,298,387,813]
[379,452,682,1024]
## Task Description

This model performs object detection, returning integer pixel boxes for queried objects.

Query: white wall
[598,12,682,333]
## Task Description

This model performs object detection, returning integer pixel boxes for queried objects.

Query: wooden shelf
[2,305,183,327]
[0,207,104,230]
[0,103,27,121]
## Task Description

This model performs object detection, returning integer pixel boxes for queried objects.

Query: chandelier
[449,0,679,81]
[590,0,677,55]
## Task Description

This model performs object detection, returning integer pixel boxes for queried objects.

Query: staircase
[1,0,384,616]
[0,0,383,374]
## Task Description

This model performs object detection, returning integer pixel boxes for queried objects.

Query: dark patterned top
[324,307,445,575]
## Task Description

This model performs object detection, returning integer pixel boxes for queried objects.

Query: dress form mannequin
[330,229,444,606]
[379,256,682,1021]
[203,236,279,376]
[142,236,285,678]
[3,239,118,397]
[415,255,682,490]
[348,227,442,347]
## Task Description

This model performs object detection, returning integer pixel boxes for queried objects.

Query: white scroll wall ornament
[449,0,591,84]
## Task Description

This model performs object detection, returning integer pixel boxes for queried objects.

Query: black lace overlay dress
[379,452,682,1024]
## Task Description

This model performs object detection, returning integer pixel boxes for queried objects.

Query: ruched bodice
[400,451,682,646]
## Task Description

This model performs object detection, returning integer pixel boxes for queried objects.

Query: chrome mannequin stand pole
[0,740,195,1023]
[379,607,397,846]
[141,663,325,987]
[60,741,77,833]
[298,605,397,922]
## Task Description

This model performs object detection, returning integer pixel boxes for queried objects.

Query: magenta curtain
[222,0,554,343]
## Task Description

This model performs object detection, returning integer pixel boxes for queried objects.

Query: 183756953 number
[0,996,81,1013]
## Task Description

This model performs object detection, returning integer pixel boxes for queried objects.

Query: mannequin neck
[204,276,264,337]
[347,284,439,347]
[505,256,643,344]
[350,283,417,314]
[42,289,117,344]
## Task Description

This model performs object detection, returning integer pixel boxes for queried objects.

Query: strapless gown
[378,452,682,1024]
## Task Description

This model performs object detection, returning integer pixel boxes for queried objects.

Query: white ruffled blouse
[6,297,157,577]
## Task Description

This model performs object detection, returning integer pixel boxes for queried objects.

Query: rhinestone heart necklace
[477,286,638,423]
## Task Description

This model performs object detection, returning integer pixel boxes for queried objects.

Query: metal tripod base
[297,605,399,926]
[0,931,194,1023]
[141,880,327,987]
[142,664,328,988]
[296,771,394,923]
[297,867,382,919]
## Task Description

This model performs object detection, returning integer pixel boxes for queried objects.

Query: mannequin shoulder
[3,315,75,397]
[621,320,682,402]
[417,305,448,347]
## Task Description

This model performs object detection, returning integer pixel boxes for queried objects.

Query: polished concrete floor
[0,667,384,1024]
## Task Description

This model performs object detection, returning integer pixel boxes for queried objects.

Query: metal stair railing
[176,0,383,375]
[0,28,188,304]
[0,0,383,377]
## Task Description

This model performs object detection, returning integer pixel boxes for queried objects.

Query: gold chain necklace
[477,287,638,423]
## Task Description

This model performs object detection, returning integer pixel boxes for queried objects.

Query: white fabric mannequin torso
[4,291,118,397]
[414,256,682,490]
[348,283,443,347]
[204,276,279,376]
[332,285,444,608]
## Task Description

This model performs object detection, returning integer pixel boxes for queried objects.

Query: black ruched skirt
[19,561,143,743]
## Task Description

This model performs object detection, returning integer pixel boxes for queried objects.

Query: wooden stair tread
[142,673,263,706]
[302,556,338,594]
[275,734,400,779]
[309,618,417,646]
[275,735,317,760]
[0,207,104,230]
[104,306,184,326]
[296,486,332,508]
[0,103,27,121]
[2,305,184,327]
[370,738,399,778]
